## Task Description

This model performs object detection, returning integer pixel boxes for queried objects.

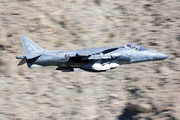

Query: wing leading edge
[77,47,119,56]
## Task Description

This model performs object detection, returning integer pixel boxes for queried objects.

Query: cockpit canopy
[120,43,147,51]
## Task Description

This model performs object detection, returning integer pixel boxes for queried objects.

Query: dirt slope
[0,0,180,119]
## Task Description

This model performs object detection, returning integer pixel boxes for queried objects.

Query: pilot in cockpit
[128,44,136,50]
[120,43,147,51]
[135,44,139,50]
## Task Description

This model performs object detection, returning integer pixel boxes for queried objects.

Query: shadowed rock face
[0,0,180,119]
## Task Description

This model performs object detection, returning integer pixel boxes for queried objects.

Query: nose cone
[148,51,168,60]
[156,52,168,60]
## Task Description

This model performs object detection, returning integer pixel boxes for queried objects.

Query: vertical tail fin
[20,35,47,55]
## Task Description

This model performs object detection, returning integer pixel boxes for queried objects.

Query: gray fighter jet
[16,35,168,72]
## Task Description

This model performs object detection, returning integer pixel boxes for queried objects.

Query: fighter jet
[16,35,168,72]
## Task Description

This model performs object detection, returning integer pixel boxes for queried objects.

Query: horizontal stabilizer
[17,58,26,66]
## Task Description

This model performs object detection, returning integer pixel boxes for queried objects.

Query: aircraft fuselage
[16,36,168,72]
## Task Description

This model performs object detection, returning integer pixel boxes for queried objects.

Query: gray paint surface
[16,35,168,72]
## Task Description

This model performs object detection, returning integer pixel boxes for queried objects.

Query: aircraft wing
[77,47,119,56]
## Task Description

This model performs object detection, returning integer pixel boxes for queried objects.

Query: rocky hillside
[0,0,180,119]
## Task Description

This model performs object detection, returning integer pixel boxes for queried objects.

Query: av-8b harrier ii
[16,35,168,72]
